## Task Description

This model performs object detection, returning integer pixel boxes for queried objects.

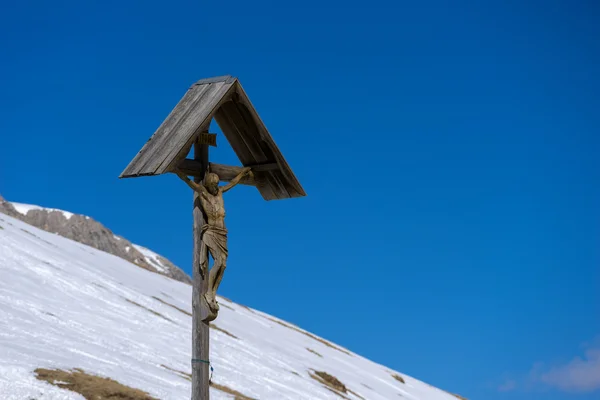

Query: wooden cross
[119,75,305,400]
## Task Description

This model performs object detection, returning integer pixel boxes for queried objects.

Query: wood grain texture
[161,82,236,173]
[234,81,305,197]
[121,84,211,177]
[120,80,234,178]
[176,160,278,186]
[192,136,210,400]
[119,75,306,201]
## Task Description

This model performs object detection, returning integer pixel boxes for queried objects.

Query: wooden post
[192,132,210,400]
[118,76,307,400]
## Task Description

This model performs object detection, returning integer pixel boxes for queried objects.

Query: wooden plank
[213,105,278,201]
[121,75,306,201]
[159,81,237,174]
[228,99,291,199]
[234,81,306,198]
[155,81,226,173]
[120,79,236,178]
[214,100,286,200]
[120,83,211,178]
[176,160,279,186]
[187,160,275,182]
[192,136,210,400]
[138,83,214,175]
[194,75,236,85]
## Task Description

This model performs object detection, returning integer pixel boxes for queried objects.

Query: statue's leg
[206,253,226,313]
[199,243,217,321]
[209,254,227,298]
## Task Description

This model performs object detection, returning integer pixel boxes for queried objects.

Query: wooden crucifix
[119,75,306,400]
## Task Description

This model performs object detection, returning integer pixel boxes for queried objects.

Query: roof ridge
[193,75,236,86]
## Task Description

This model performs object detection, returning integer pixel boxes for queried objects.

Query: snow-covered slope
[1,199,190,284]
[0,212,459,400]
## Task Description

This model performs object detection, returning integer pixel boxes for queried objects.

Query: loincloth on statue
[200,224,228,260]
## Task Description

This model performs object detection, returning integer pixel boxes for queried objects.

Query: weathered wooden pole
[118,75,307,400]
[192,130,210,400]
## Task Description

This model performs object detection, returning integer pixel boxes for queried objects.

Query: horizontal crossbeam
[176,159,278,186]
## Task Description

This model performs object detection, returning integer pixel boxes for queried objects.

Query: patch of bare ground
[210,323,239,339]
[124,298,172,322]
[268,317,352,356]
[448,393,467,400]
[310,370,354,399]
[307,348,323,357]
[34,368,157,400]
[152,296,192,316]
[392,373,405,383]
[210,382,256,400]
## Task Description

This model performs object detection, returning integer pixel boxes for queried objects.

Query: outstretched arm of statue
[175,170,208,197]
[221,167,252,193]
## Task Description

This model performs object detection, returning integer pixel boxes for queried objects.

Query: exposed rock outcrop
[0,195,191,284]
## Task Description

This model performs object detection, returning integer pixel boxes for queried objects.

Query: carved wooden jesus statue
[175,167,252,321]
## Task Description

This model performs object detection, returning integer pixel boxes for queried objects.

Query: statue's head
[205,172,220,195]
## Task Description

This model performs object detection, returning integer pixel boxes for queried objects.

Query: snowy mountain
[0,196,190,284]
[0,207,465,400]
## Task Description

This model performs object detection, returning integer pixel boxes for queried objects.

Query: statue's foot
[199,294,217,322]
[204,294,219,314]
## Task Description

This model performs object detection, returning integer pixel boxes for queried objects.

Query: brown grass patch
[210,324,239,339]
[152,296,192,316]
[125,299,172,322]
[307,348,323,357]
[34,368,157,400]
[392,373,405,384]
[268,317,352,356]
[210,382,256,400]
[310,370,348,395]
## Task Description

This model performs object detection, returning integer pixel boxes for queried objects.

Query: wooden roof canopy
[119,75,306,201]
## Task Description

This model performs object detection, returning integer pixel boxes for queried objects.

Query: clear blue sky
[1,1,599,399]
